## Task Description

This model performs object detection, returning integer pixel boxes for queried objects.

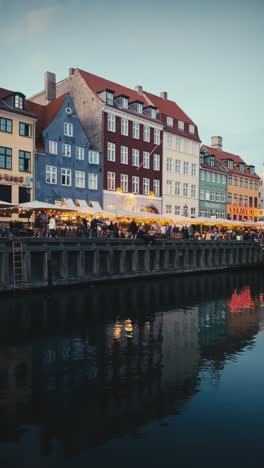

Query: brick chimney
[69,67,75,76]
[135,85,143,95]
[45,71,56,102]
[211,136,223,151]
[160,91,168,100]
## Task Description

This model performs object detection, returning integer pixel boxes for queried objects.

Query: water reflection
[0,270,263,461]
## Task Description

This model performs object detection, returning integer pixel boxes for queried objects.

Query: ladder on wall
[12,241,24,292]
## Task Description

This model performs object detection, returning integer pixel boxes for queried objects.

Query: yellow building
[205,137,260,222]
[0,89,37,219]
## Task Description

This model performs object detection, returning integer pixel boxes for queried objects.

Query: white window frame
[167,117,173,127]
[48,140,57,155]
[121,118,129,136]
[62,143,71,157]
[174,205,180,216]
[120,174,128,192]
[143,152,150,169]
[189,124,195,134]
[176,136,180,151]
[76,146,85,160]
[132,176,139,194]
[183,183,188,197]
[120,146,128,165]
[143,177,150,195]
[191,163,196,177]
[64,122,73,137]
[132,122,140,139]
[183,161,189,175]
[154,129,160,145]
[153,154,160,171]
[107,171,115,190]
[175,181,180,196]
[153,179,160,197]
[166,157,172,172]
[132,149,139,167]
[61,168,71,186]
[166,204,172,214]
[191,184,196,198]
[107,142,115,162]
[107,113,116,132]
[46,165,57,184]
[178,121,184,131]
[175,160,181,174]
[121,97,128,109]
[166,179,173,195]
[89,150,99,164]
[75,170,85,189]
[88,173,98,190]
[167,134,173,149]
[143,125,150,142]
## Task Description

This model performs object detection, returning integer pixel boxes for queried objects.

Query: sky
[0,0,263,174]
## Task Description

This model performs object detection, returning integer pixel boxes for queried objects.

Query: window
[19,187,30,203]
[132,176,139,193]
[178,120,184,131]
[227,160,233,169]
[14,95,23,109]
[176,136,180,151]
[75,170,85,188]
[167,117,173,127]
[143,152,150,169]
[88,173,98,190]
[0,185,11,203]
[205,191,210,201]
[61,168,71,186]
[133,122,140,139]
[211,172,216,182]
[222,175,226,184]
[206,171,210,182]
[233,194,238,205]
[239,195,243,206]
[166,204,172,214]
[49,140,57,155]
[189,124,195,134]
[191,184,196,198]
[46,165,57,184]
[200,208,205,217]
[244,178,248,188]
[150,108,157,119]
[221,193,226,203]
[209,156,215,166]
[228,192,232,204]
[153,154,160,171]
[106,92,113,106]
[154,129,160,145]
[234,177,238,186]
[249,180,253,189]
[143,178,150,195]
[174,205,180,215]
[216,192,220,202]
[166,157,172,172]
[183,183,188,196]
[19,150,31,172]
[210,191,215,201]
[239,177,243,187]
[175,160,181,174]
[191,163,196,177]
[183,161,189,175]
[239,164,244,172]
[200,170,205,180]
[0,147,12,169]
[167,134,173,148]
[228,174,232,184]
[254,181,258,190]
[200,190,205,200]
[153,179,160,197]
[121,97,128,109]
[121,118,129,136]
[175,181,180,195]
[76,146,84,160]
[191,207,196,216]
[89,150,99,164]
[216,173,221,183]
[121,146,128,164]
[132,149,139,167]
[135,103,143,114]
[250,166,255,175]
[166,179,172,195]
[64,122,73,137]
[107,114,116,132]
[244,195,248,206]
[19,122,31,137]
[107,171,115,190]
[107,142,115,161]
[120,174,128,192]
[143,125,150,142]
[62,143,71,157]
[0,117,12,133]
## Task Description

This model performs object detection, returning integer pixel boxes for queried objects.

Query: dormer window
[14,95,24,110]
[121,97,128,109]
[150,108,157,119]
[106,92,114,106]
[227,159,233,169]
[200,153,204,164]
[239,164,244,172]
[167,117,173,127]
[250,166,255,175]
[209,156,215,167]
[136,102,143,114]
[178,120,184,131]
[189,124,195,134]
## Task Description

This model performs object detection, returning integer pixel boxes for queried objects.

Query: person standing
[48,216,56,237]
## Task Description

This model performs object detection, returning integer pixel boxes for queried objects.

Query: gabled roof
[0,87,41,119]
[203,145,260,179]
[144,91,195,125]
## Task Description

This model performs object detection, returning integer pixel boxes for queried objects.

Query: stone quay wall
[0,238,262,292]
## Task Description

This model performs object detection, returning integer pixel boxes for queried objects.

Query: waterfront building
[0,88,37,217]
[259,170,264,219]
[30,70,163,214]
[199,145,228,219]
[142,90,200,217]
[35,94,102,207]
[204,137,260,222]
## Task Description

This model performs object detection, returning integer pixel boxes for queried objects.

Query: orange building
[204,137,260,222]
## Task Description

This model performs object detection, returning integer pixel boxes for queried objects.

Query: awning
[62,198,76,210]
[0,200,14,208]
[89,201,103,213]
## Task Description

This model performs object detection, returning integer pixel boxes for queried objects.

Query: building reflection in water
[0,270,263,457]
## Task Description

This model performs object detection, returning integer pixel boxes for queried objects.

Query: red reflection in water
[229,287,255,312]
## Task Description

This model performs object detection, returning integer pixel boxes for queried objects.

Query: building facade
[199,145,228,218]
[143,91,200,217]
[204,137,260,222]
[30,70,163,214]
[0,89,37,216]
[35,94,102,207]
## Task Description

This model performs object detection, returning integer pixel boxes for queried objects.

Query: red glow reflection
[229,287,255,312]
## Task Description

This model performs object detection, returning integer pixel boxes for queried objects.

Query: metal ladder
[12,241,24,292]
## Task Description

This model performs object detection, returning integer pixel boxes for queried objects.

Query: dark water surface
[0,270,264,468]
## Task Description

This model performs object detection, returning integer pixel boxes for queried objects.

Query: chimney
[135,85,143,95]
[69,67,75,77]
[160,91,168,100]
[45,71,56,102]
[211,136,223,151]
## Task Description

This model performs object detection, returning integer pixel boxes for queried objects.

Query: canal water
[0,270,264,468]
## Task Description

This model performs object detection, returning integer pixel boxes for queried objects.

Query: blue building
[35,94,102,208]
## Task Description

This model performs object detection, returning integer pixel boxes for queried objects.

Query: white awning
[75,199,89,208]
[62,198,76,210]
[89,201,103,213]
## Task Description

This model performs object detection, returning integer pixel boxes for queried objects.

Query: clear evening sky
[0,0,263,173]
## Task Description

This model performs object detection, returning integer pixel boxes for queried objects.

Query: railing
[0,238,262,292]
